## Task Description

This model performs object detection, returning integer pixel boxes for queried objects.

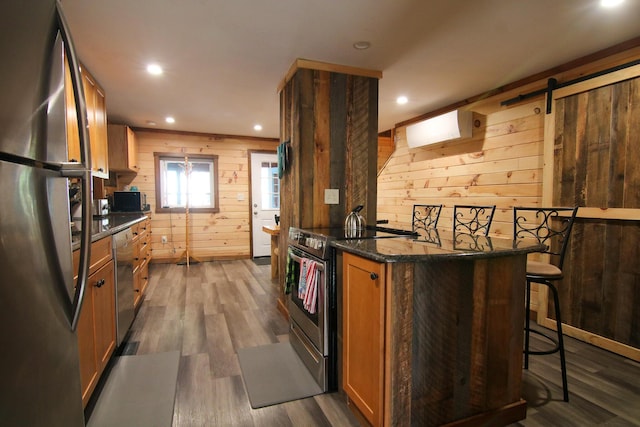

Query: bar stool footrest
[524,327,560,356]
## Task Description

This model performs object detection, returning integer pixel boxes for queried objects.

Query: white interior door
[250,152,280,257]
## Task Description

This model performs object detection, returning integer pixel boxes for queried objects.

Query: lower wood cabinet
[341,249,530,427]
[73,237,116,407]
[132,217,151,308]
[342,252,387,427]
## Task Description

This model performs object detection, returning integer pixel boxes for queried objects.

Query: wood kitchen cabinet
[108,124,139,172]
[342,252,387,427]
[82,68,109,178]
[64,57,109,178]
[73,237,116,407]
[132,217,151,308]
[336,236,539,427]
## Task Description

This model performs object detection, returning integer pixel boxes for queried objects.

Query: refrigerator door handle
[69,169,92,331]
[57,0,92,331]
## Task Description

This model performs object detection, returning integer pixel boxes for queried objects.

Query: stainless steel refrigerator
[1,1,93,425]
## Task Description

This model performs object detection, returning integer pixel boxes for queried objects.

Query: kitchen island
[333,231,544,427]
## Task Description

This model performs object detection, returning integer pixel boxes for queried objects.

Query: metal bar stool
[513,206,579,402]
[453,204,496,236]
[412,204,442,234]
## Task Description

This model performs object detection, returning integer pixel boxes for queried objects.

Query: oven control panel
[288,227,331,260]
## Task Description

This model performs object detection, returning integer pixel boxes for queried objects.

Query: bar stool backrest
[513,206,579,269]
[412,204,442,234]
[453,205,496,236]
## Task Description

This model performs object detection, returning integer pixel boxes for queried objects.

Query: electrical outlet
[161,235,168,244]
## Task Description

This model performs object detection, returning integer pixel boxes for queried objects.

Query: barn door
[542,64,640,361]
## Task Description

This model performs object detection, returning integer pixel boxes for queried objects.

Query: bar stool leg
[548,282,569,402]
[524,280,532,370]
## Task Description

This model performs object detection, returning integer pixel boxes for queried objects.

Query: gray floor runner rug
[238,342,322,408]
[88,351,180,427]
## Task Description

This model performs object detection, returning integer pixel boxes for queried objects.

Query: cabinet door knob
[95,279,105,288]
[370,272,378,280]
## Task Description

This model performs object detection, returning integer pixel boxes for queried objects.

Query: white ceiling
[60,0,640,139]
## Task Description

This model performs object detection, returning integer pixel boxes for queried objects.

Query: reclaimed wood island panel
[335,233,544,427]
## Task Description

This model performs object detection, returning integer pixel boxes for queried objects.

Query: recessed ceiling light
[253,124,263,131]
[146,63,163,75]
[165,116,175,124]
[396,96,408,105]
[146,120,157,126]
[353,41,371,50]
[600,0,624,7]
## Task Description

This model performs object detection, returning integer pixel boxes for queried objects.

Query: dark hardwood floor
[123,260,639,426]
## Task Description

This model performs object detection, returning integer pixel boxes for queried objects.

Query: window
[154,153,219,213]
[260,161,280,210]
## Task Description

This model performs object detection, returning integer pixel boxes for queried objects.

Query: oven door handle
[288,250,325,272]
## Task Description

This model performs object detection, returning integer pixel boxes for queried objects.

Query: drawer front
[133,242,141,272]
[139,261,149,295]
[133,270,142,308]
[139,218,150,234]
[139,242,149,266]
[130,222,141,242]
[73,237,113,282]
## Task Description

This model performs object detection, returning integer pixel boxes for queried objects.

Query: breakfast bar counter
[262,224,280,279]
[334,232,544,427]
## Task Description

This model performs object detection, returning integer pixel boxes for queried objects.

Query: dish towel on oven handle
[303,261,320,314]
[302,261,319,315]
[298,258,310,297]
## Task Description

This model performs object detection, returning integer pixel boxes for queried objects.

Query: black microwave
[112,191,143,212]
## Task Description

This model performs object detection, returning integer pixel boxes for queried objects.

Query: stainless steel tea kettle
[344,205,365,232]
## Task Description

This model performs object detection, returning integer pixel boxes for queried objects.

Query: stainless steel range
[287,225,417,392]
[287,227,337,392]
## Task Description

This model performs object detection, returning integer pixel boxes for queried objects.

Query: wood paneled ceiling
[61,0,640,138]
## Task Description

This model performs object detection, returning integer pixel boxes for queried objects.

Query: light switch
[324,189,339,204]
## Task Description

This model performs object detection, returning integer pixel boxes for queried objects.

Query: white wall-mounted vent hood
[406,110,473,148]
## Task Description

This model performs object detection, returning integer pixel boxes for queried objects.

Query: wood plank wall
[279,68,379,231]
[378,100,545,239]
[121,130,278,262]
[278,65,379,313]
[377,44,640,353]
[377,135,394,173]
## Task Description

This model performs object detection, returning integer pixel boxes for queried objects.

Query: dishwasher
[113,227,135,346]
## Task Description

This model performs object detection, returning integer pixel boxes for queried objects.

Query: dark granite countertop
[71,213,147,250]
[331,229,545,263]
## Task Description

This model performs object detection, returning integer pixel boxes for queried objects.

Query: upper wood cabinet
[64,57,109,178]
[108,124,139,172]
[82,69,109,178]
